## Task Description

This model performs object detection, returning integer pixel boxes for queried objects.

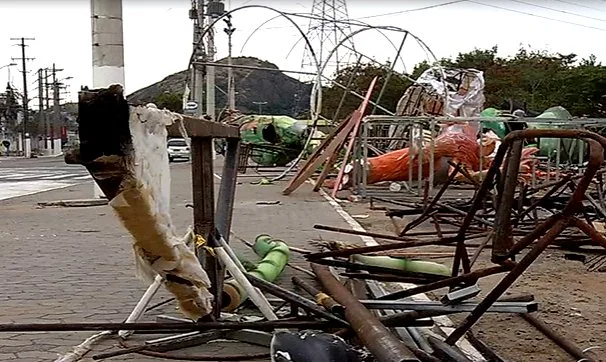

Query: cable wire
[357,0,466,20]
[507,0,606,23]
[552,0,606,14]
[469,0,606,32]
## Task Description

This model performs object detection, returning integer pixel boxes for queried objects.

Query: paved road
[0,157,92,201]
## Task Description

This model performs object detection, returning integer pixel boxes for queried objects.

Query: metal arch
[187,4,322,120]
[319,25,448,115]
[239,14,284,54]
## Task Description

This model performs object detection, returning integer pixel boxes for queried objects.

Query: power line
[469,1,606,32]
[507,0,606,23]
[552,0,606,14]
[358,0,466,20]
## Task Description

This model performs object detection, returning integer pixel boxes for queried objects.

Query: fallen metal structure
[305,128,606,360]
[0,85,482,362]
[4,86,604,361]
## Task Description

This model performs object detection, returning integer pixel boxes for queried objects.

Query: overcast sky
[1,0,605,106]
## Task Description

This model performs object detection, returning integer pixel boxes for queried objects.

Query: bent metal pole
[312,263,419,362]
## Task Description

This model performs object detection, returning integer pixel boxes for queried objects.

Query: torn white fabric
[109,105,213,320]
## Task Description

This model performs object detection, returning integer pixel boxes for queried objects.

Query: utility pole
[90,0,125,198]
[206,0,225,160]
[51,63,64,150]
[10,37,35,156]
[37,68,46,149]
[190,0,206,117]
[206,2,217,118]
[44,68,51,148]
[223,14,236,110]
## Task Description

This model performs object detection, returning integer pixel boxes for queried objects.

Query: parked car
[167,138,190,162]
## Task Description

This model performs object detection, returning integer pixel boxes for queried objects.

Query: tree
[320,63,412,121]
[319,46,606,119]
[153,92,183,113]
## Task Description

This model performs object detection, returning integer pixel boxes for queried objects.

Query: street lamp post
[253,101,267,115]
[0,63,17,71]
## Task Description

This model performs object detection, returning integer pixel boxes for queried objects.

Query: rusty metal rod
[291,276,344,315]
[377,265,510,301]
[446,216,571,345]
[306,239,449,260]
[246,274,349,326]
[492,140,523,262]
[314,224,423,242]
[400,163,462,235]
[312,263,420,362]
[520,313,594,361]
[0,320,342,333]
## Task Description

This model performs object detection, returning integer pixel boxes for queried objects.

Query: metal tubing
[291,276,344,315]
[521,313,594,361]
[306,238,448,260]
[214,247,279,321]
[246,274,350,326]
[492,140,523,262]
[0,320,344,333]
[312,263,420,362]
[377,265,509,301]
[358,300,538,313]
[215,138,240,243]
[401,163,461,235]
[445,217,570,345]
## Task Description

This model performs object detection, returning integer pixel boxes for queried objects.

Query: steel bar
[513,175,571,225]
[291,276,344,315]
[427,336,472,362]
[377,265,510,301]
[305,238,448,260]
[246,274,350,326]
[314,223,421,242]
[92,331,220,360]
[465,331,508,362]
[520,313,594,361]
[446,216,571,345]
[400,163,461,236]
[365,277,423,351]
[342,272,433,284]
[0,320,344,333]
[358,300,538,313]
[493,140,523,262]
[312,263,420,362]
[572,217,606,249]
[215,139,240,243]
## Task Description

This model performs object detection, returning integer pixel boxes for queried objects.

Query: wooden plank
[167,116,240,139]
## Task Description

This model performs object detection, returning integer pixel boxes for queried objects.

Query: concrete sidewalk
[0,160,360,361]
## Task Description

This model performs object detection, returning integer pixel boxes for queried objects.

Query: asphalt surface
[0,156,92,201]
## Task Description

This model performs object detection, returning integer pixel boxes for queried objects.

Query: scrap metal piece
[312,263,420,362]
[357,300,538,314]
[441,285,481,305]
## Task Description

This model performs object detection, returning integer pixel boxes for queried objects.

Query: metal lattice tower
[301,0,356,74]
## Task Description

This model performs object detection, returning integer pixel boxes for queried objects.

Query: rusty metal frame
[444,129,606,350]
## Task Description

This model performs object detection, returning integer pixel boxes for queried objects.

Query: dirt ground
[339,197,606,362]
